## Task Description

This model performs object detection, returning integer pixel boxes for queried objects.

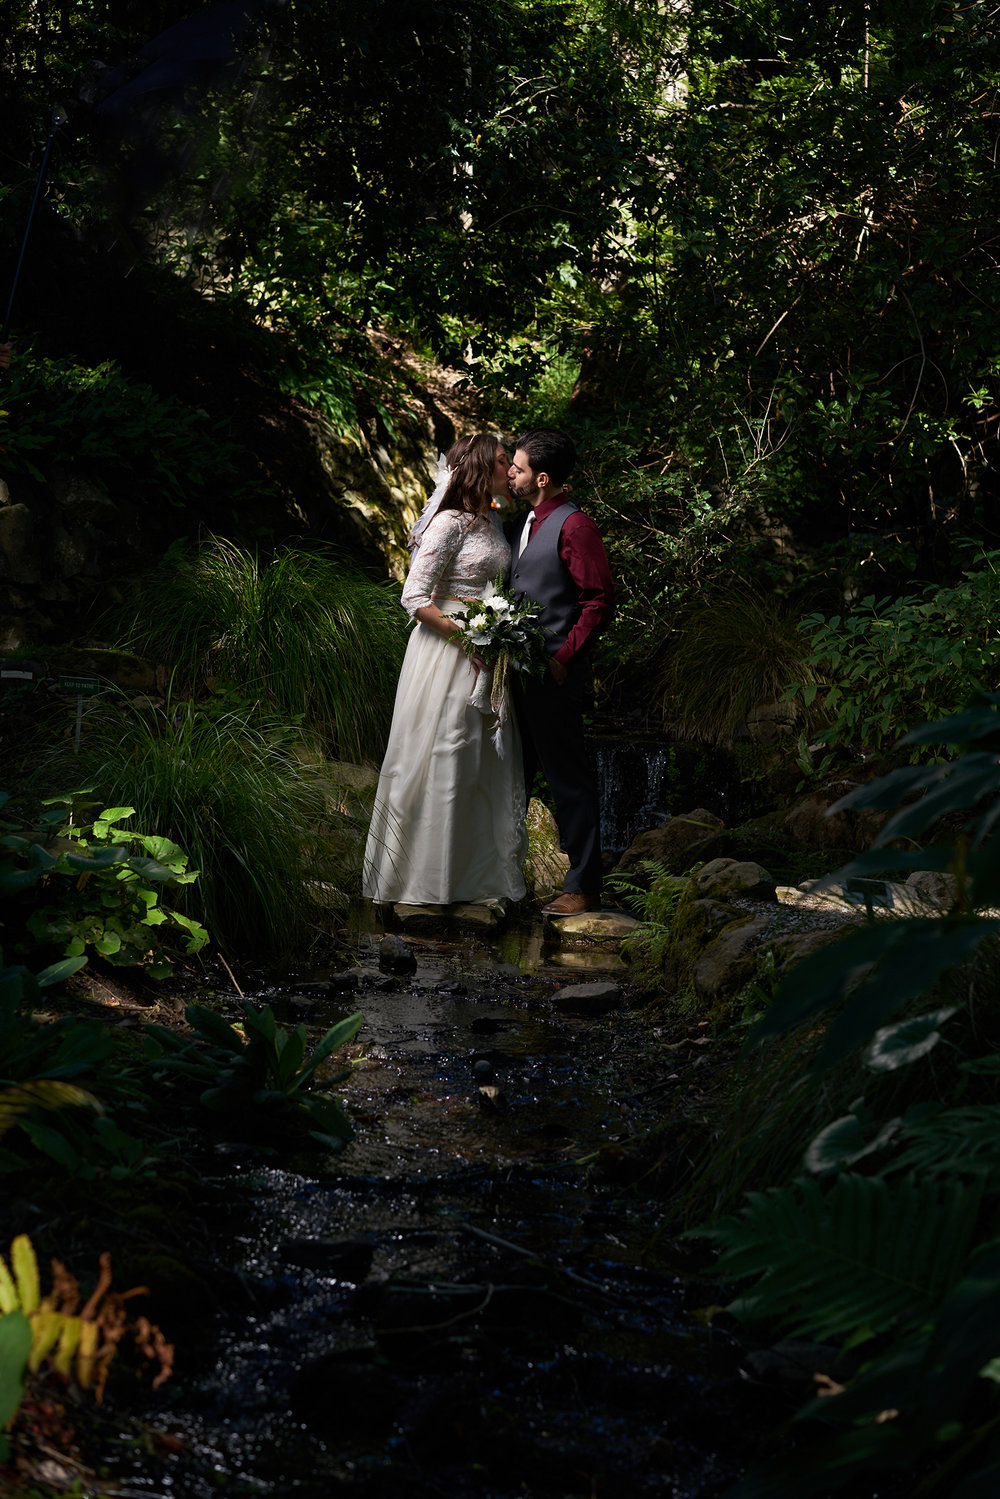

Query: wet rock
[451,900,507,928]
[472,1058,494,1079]
[551,981,622,1016]
[378,933,417,974]
[470,1015,512,1034]
[370,974,400,992]
[394,903,448,931]
[280,1238,374,1281]
[436,980,468,996]
[327,970,361,992]
[286,994,321,1019]
[546,908,639,941]
[694,857,777,903]
[477,1084,505,1110]
[613,807,725,876]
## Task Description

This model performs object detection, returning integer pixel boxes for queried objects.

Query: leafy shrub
[3,794,208,981]
[692,694,1000,1498]
[0,1232,172,1457]
[0,352,243,500]
[0,945,156,1183]
[145,1002,363,1150]
[67,696,341,957]
[122,538,407,763]
[788,551,1000,757]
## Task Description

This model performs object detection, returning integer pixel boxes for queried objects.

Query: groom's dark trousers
[512,655,603,896]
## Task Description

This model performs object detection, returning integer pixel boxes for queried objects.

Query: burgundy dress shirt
[525,491,615,665]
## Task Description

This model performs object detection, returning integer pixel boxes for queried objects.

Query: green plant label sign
[58,675,101,695]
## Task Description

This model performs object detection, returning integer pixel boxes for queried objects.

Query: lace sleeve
[400,510,465,617]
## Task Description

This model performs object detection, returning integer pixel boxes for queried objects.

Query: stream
[102,917,772,1499]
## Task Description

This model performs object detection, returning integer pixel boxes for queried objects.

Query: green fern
[699,1173,984,1342]
[889,1106,1000,1181]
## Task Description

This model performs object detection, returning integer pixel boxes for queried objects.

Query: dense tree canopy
[2,0,999,608]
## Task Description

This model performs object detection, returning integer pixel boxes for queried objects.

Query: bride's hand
[470,652,488,677]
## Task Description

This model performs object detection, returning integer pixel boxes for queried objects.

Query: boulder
[783,789,886,854]
[393,904,448,932]
[769,927,844,977]
[906,869,957,910]
[378,933,417,974]
[744,699,799,743]
[693,858,777,903]
[551,981,622,1016]
[613,808,725,876]
[693,916,773,1003]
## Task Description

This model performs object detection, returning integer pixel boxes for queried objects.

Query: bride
[362,433,527,907]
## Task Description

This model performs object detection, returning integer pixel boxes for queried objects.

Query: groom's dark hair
[515,429,576,487]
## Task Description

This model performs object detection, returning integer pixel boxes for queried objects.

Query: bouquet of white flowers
[451,577,550,754]
[452,577,550,675]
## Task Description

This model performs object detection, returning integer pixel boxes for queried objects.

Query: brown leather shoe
[541,892,600,916]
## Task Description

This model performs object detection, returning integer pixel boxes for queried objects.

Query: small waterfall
[591,737,742,854]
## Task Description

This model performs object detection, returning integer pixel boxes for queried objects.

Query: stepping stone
[551,980,622,1016]
[451,900,508,928]
[544,908,639,943]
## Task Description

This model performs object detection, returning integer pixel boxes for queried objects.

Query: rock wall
[0,351,458,652]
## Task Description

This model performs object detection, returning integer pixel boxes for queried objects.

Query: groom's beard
[509,478,539,501]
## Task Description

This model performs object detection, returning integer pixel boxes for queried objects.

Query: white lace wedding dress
[362,508,527,906]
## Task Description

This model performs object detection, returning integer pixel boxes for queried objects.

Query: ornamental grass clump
[124,538,407,763]
[70,695,335,956]
[662,584,814,746]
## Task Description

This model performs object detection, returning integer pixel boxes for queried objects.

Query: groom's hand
[548,657,568,686]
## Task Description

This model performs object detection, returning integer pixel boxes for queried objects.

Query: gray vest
[511,500,581,655]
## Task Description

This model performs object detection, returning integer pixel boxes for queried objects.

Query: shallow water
[108,923,760,1499]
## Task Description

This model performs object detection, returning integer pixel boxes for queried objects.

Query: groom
[507,429,614,915]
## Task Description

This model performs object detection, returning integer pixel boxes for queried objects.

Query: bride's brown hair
[438,433,503,519]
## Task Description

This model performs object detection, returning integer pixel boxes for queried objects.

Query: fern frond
[699,1173,982,1342]
[890,1106,1000,1180]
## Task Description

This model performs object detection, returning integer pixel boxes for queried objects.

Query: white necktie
[518,511,535,558]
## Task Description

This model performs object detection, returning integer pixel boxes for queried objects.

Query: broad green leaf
[185,1005,246,1055]
[93,807,136,832]
[126,857,179,883]
[64,845,128,871]
[0,1310,32,1428]
[294,1011,364,1089]
[866,1008,958,1072]
[36,956,88,988]
[804,1114,902,1175]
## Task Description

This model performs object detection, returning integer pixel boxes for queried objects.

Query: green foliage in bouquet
[451,577,551,677]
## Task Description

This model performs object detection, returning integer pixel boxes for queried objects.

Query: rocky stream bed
[4,911,813,1499]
